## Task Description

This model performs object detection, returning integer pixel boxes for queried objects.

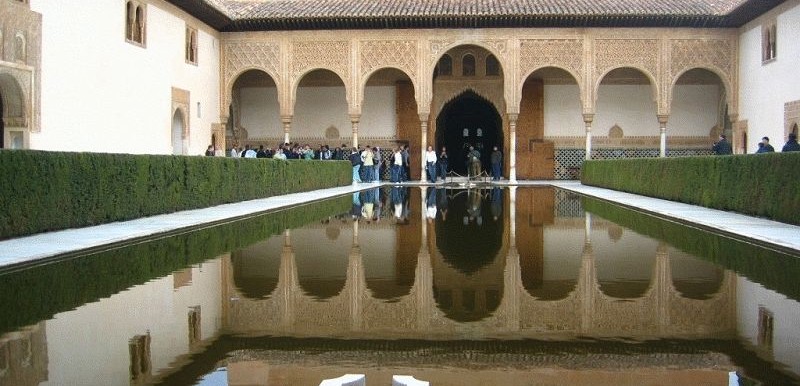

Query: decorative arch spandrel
[221,41,282,118]
[289,40,351,114]
[593,39,661,110]
[667,38,737,116]
[518,39,586,112]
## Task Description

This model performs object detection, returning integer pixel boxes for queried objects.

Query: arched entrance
[171,109,185,155]
[435,91,503,176]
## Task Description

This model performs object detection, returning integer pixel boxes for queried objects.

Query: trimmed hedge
[581,153,800,225]
[0,195,350,334]
[583,197,800,302]
[0,150,351,239]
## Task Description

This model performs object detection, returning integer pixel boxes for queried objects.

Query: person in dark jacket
[490,145,502,181]
[756,136,775,153]
[349,147,362,184]
[782,133,800,152]
[712,134,732,155]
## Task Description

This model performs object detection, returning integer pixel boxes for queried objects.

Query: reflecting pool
[1,187,799,386]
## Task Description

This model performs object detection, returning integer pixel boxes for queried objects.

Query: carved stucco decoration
[519,39,584,83]
[360,40,418,80]
[594,38,659,95]
[222,41,281,114]
[290,40,350,86]
[668,38,736,112]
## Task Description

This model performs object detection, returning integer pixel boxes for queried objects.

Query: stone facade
[0,0,41,149]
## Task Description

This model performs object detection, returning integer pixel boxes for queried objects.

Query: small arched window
[438,54,453,76]
[126,2,146,46]
[185,27,198,64]
[485,55,500,76]
[14,33,26,64]
[462,54,475,76]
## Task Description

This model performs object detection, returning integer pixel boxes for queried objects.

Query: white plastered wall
[544,84,719,138]
[42,260,223,386]
[28,0,220,155]
[738,0,800,151]
[240,85,396,140]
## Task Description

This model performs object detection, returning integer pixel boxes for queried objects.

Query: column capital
[507,113,519,123]
[349,114,361,123]
[418,113,430,123]
[280,115,293,124]
[657,114,669,126]
[582,113,594,124]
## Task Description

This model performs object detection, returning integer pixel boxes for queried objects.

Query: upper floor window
[462,54,475,76]
[13,33,26,64]
[125,1,146,46]
[185,27,198,65]
[437,54,453,76]
[762,22,776,63]
[485,54,500,76]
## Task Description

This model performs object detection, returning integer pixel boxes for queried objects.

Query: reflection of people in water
[351,192,362,220]
[466,145,481,179]
[426,188,437,222]
[436,187,449,221]
[491,187,502,221]
[391,187,410,224]
[464,189,483,226]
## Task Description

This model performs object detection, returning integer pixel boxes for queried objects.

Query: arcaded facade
[1,0,798,179]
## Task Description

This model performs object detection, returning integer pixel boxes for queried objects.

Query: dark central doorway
[436,91,503,176]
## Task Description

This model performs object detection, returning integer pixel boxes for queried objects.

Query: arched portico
[228,69,281,148]
[0,73,27,149]
[435,91,503,176]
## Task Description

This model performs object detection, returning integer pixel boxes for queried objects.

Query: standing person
[230,147,239,158]
[372,146,382,182]
[712,134,732,155]
[361,146,374,182]
[256,145,268,158]
[425,145,437,183]
[205,145,214,156]
[466,145,481,179]
[782,133,800,152]
[349,147,363,184]
[756,136,775,153]
[401,145,410,182]
[438,146,449,181]
[490,145,502,181]
[332,144,343,161]
[391,146,403,183]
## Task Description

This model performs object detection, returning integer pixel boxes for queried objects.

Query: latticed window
[185,27,198,64]
[486,54,500,76]
[762,23,776,62]
[125,1,146,46]
[462,54,476,76]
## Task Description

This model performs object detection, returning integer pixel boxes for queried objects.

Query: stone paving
[1,180,797,270]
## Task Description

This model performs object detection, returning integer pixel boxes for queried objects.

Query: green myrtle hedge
[583,197,800,302]
[0,150,351,239]
[0,195,350,334]
[581,153,800,225]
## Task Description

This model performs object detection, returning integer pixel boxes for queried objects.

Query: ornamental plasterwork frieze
[594,39,659,82]
[519,39,584,83]
[223,41,281,84]
[669,39,733,82]
[290,40,350,85]
[482,39,508,57]
[360,40,418,79]
[429,39,454,62]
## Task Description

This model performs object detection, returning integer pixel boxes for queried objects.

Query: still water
[1,187,799,386]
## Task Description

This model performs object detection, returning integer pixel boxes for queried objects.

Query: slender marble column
[350,115,360,148]
[658,115,669,157]
[508,114,518,183]
[420,114,429,182]
[583,114,594,160]
[281,116,292,144]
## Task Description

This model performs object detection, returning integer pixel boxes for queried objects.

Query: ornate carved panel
[223,41,281,84]
[670,39,733,80]
[519,39,583,82]
[290,40,350,84]
[594,39,659,80]
[360,40,418,79]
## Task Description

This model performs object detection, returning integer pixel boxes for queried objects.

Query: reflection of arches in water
[293,228,349,300]
[435,188,503,274]
[433,284,502,323]
[362,227,413,301]
[595,236,657,299]
[231,237,282,299]
[670,249,724,300]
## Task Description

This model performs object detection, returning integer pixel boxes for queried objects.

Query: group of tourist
[712,133,800,155]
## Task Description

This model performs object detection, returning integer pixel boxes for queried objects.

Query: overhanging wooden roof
[168,0,786,31]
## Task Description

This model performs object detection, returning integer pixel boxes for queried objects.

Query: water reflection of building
[226,186,735,338]
[0,322,47,386]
